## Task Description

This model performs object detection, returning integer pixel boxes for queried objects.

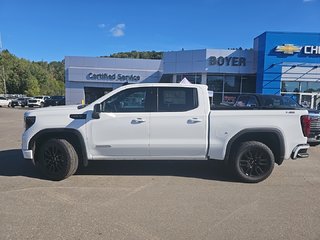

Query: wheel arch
[29,128,88,167]
[224,128,285,165]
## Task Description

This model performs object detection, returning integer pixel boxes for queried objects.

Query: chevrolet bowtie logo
[275,44,301,54]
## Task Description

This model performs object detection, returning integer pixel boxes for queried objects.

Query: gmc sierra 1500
[22,84,310,182]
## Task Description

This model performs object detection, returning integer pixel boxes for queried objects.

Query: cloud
[303,0,315,2]
[110,23,125,37]
[98,23,106,28]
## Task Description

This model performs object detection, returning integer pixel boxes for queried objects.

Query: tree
[0,50,65,95]
[24,76,40,96]
[106,51,163,59]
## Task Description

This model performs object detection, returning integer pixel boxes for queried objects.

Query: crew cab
[22,84,310,182]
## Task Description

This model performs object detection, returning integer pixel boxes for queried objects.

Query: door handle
[131,118,146,124]
[187,118,202,124]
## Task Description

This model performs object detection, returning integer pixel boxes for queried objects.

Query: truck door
[149,87,207,159]
[87,87,154,158]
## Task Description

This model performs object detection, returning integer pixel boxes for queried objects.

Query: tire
[40,103,44,108]
[232,141,275,183]
[35,139,78,180]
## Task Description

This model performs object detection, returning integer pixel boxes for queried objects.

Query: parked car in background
[27,96,50,108]
[11,97,31,108]
[44,96,65,107]
[308,109,320,146]
[0,96,11,107]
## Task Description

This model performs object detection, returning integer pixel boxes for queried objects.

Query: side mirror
[92,104,101,119]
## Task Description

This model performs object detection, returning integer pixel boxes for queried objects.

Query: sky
[0,0,319,62]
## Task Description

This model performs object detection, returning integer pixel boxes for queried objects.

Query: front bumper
[291,144,310,159]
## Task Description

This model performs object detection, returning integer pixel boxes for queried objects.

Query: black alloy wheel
[233,141,275,183]
[44,144,65,173]
[36,139,78,180]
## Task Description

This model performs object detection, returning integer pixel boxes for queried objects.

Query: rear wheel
[232,141,275,183]
[35,139,78,180]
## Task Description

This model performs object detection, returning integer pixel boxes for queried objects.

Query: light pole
[0,33,7,96]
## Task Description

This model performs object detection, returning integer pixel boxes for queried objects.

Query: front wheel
[232,141,275,183]
[35,139,78,180]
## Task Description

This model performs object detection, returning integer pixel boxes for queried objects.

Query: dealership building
[65,31,320,108]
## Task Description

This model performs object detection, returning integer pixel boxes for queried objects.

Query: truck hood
[24,105,88,117]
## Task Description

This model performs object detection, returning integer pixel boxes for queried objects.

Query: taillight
[300,115,311,137]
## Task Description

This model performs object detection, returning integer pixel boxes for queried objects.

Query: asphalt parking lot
[0,107,320,240]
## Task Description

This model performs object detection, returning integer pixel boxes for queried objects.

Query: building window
[84,87,113,104]
[207,75,223,92]
[281,81,320,93]
[176,74,202,84]
[281,81,300,92]
[241,76,256,93]
[206,74,256,105]
[224,76,240,92]
[160,74,173,83]
[301,82,320,93]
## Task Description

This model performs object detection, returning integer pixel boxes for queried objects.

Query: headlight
[25,116,36,130]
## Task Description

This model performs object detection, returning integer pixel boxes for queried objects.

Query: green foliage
[0,50,65,96]
[107,50,162,59]
[24,76,40,96]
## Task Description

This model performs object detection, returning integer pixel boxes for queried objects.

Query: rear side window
[261,95,300,109]
[158,87,198,112]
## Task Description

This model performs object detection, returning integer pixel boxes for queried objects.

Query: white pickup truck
[22,84,310,182]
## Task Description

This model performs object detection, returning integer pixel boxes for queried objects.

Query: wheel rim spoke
[239,146,271,178]
[43,144,65,173]
[255,166,264,176]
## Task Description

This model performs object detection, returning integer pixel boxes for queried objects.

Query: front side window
[158,87,198,112]
[101,88,153,112]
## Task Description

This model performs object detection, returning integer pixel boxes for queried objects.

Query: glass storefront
[207,74,256,104]
[281,81,320,109]
[158,73,257,105]
[282,81,320,93]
